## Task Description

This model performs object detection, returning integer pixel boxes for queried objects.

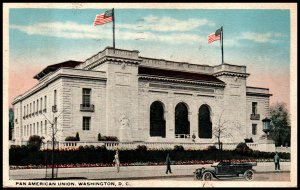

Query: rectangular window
[37,122,39,134]
[30,124,32,135]
[83,117,91,130]
[44,96,47,110]
[45,120,47,135]
[24,106,26,116]
[252,102,258,115]
[37,100,39,112]
[41,121,43,134]
[27,105,29,115]
[30,103,32,114]
[33,123,35,134]
[33,101,35,113]
[252,124,257,135]
[82,88,91,107]
[40,98,43,111]
[54,90,57,105]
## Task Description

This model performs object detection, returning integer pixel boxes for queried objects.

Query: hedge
[9,147,290,166]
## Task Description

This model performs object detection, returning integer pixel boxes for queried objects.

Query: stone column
[189,102,198,141]
[165,101,174,140]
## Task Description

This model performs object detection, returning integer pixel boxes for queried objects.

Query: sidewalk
[9,162,290,180]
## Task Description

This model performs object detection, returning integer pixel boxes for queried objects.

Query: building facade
[12,47,272,145]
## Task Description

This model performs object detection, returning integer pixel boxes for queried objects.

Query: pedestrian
[165,153,172,174]
[274,152,280,171]
[113,149,120,173]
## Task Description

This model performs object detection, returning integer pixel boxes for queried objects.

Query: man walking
[274,152,280,171]
[165,153,172,174]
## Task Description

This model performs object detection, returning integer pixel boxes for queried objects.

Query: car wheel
[244,170,254,181]
[202,172,213,181]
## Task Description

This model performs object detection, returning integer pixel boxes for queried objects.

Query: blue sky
[8,8,291,109]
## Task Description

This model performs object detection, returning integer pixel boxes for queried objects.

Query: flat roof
[33,60,82,80]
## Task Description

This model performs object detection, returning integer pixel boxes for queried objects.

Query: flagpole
[112,8,115,53]
[221,26,224,64]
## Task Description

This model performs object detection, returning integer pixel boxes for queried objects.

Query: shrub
[96,145,107,151]
[75,132,80,141]
[27,135,44,151]
[207,145,217,151]
[174,145,184,151]
[78,145,84,151]
[235,142,250,151]
[99,136,107,141]
[252,150,260,157]
[65,136,78,141]
[244,138,254,143]
[136,145,147,151]
[21,145,28,151]
[106,136,119,141]
[10,145,21,150]
[89,145,95,151]
[98,136,119,141]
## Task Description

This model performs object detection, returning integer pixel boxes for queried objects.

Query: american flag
[208,33,221,44]
[94,9,113,26]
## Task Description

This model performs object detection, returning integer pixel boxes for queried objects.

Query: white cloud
[119,15,215,32]
[10,21,209,45]
[10,22,106,39]
[238,32,284,43]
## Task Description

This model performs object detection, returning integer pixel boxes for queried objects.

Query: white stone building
[12,47,272,147]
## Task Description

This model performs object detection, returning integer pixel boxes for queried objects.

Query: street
[9,162,290,180]
[150,172,290,181]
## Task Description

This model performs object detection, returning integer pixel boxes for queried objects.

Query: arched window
[175,102,190,138]
[198,105,212,138]
[150,101,166,137]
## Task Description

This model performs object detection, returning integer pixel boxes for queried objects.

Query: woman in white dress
[114,149,120,173]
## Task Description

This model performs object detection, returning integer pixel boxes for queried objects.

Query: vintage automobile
[194,161,256,181]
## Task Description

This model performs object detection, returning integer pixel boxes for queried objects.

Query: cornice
[139,75,226,87]
[213,71,250,78]
[246,92,273,97]
[84,56,142,70]
[12,72,106,104]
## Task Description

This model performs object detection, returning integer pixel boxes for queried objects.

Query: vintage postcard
[3,3,297,188]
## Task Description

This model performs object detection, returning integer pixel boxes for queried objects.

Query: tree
[9,108,14,140]
[213,110,243,150]
[269,103,291,147]
[27,135,44,151]
[42,108,65,179]
[75,132,80,141]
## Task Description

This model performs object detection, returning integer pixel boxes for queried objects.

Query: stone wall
[61,78,106,142]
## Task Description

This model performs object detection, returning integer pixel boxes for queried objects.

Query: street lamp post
[51,123,55,179]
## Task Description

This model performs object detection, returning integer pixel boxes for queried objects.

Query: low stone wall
[38,141,275,152]
[275,146,290,153]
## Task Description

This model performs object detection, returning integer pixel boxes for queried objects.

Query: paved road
[151,171,290,181]
[9,162,290,180]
